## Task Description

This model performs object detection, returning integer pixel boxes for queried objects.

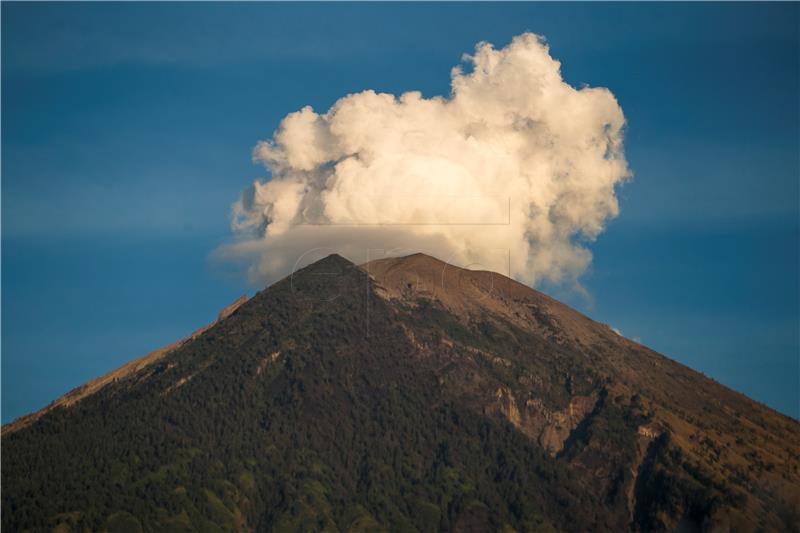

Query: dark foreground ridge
[3,253,799,532]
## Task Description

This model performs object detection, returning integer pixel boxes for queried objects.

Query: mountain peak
[362,253,610,348]
[318,252,355,265]
[294,252,357,275]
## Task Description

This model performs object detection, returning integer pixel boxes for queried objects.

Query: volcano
[3,253,799,532]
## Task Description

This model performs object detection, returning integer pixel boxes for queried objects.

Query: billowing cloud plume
[222,33,629,286]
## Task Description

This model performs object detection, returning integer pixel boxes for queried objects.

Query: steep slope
[364,254,800,531]
[2,253,798,532]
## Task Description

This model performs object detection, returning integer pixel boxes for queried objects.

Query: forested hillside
[3,254,799,532]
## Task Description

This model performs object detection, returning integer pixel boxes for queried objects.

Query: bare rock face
[537,394,598,455]
[486,386,599,456]
[494,387,522,426]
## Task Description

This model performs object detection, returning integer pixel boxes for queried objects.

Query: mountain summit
[3,253,799,532]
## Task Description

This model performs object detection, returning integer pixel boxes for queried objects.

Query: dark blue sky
[2,2,798,421]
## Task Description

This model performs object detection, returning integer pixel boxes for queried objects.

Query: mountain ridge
[2,294,249,436]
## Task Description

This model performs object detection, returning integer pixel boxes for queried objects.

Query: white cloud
[222,33,630,286]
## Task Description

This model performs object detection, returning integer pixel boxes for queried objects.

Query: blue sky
[2,2,798,421]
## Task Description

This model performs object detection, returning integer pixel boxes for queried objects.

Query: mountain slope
[365,254,800,531]
[3,295,248,436]
[3,253,799,532]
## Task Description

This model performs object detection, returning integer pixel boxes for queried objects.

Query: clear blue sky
[2,2,798,421]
